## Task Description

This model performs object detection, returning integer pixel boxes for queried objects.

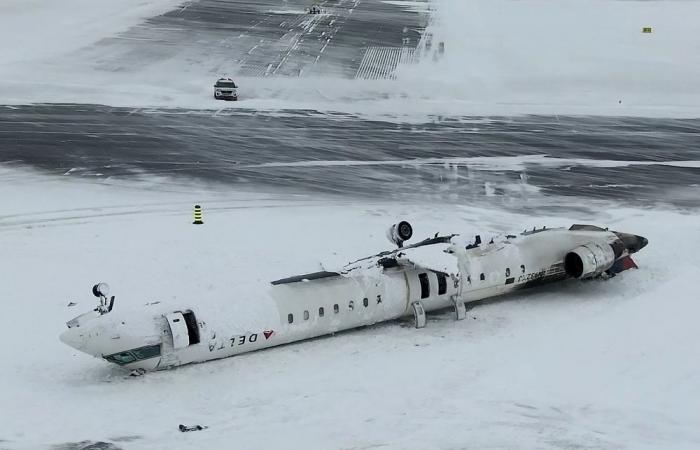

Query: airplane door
[166,312,190,349]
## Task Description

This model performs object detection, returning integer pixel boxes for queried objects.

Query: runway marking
[237,0,360,77]
[355,46,416,79]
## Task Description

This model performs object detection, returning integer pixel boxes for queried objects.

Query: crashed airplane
[60,222,648,372]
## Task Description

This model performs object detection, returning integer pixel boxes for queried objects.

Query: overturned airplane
[60,222,647,372]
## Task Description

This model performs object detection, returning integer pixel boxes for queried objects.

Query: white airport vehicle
[213,78,238,101]
[60,222,647,372]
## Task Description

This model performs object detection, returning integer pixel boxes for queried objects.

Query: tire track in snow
[0,199,344,231]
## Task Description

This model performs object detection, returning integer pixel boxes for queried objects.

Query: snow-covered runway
[87,0,423,79]
[0,0,430,111]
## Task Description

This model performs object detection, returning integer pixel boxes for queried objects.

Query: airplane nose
[638,235,649,251]
[615,232,648,253]
[60,327,86,351]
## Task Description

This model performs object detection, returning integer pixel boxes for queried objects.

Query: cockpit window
[104,344,161,365]
[131,344,162,360]
[105,352,136,365]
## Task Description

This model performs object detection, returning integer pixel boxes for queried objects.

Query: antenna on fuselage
[92,282,115,314]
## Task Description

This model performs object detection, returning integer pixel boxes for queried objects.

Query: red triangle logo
[263,330,274,340]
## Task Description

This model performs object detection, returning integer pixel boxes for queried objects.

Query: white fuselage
[60,226,641,371]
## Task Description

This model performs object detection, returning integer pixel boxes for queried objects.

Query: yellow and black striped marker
[193,205,203,225]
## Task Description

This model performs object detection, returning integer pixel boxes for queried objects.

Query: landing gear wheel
[397,221,413,241]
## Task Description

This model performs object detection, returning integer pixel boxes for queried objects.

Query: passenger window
[480,273,485,281]
[363,298,369,307]
[348,300,355,311]
[505,268,511,277]
[418,273,430,299]
[288,313,293,324]
[437,273,447,295]
[304,310,309,320]
[334,304,339,313]
[319,307,325,317]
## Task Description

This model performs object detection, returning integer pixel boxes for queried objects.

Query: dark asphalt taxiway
[1,0,698,211]
[1,104,699,210]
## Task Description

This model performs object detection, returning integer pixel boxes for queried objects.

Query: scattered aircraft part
[60,221,648,371]
[179,424,207,432]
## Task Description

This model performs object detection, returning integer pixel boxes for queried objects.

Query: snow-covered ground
[399,0,700,117]
[1,1,698,448]
[1,0,700,117]
[0,0,184,66]
[1,167,698,449]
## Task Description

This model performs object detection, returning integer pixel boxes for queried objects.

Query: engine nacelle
[386,221,413,247]
[564,243,615,279]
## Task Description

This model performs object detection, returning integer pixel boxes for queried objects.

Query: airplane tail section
[609,255,638,274]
